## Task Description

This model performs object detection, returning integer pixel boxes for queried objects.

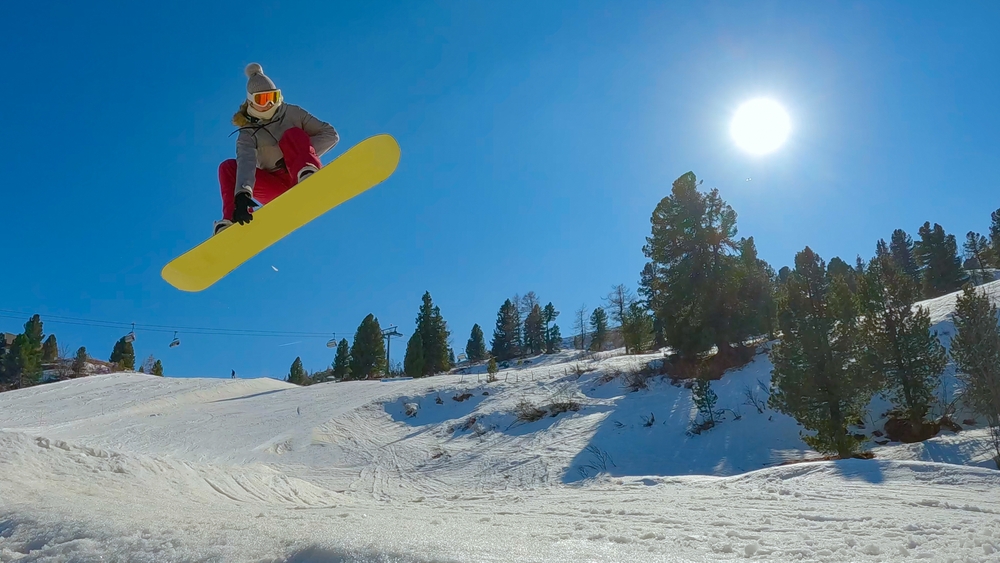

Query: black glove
[233,192,259,225]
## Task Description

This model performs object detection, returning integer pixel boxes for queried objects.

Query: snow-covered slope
[2,284,1000,562]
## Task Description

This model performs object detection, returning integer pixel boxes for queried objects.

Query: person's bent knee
[219,159,238,175]
[280,127,310,143]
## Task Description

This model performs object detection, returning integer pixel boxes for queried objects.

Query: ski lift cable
[0,309,350,339]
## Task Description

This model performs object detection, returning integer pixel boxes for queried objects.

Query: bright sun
[730,98,791,155]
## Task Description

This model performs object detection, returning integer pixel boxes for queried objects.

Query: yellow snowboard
[162,134,400,292]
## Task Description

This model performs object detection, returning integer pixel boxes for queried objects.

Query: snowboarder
[214,63,340,235]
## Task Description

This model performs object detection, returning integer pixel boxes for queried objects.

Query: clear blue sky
[3,1,998,378]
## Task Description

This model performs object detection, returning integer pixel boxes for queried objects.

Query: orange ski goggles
[248,89,282,107]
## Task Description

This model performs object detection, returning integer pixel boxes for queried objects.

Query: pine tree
[589,307,609,351]
[0,338,7,384]
[17,315,45,384]
[490,299,521,361]
[414,292,451,375]
[542,303,561,353]
[916,222,966,298]
[777,266,791,285]
[42,334,58,362]
[769,247,875,457]
[826,257,857,293]
[523,304,546,355]
[547,324,562,353]
[332,338,351,380]
[621,303,653,354]
[72,347,88,376]
[989,209,1000,267]
[950,284,1000,468]
[641,172,743,360]
[109,337,135,371]
[889,229,921,287]
[288,357,307,385]
[4,335,28,387]
[487,356,499,382]
[638,262,667,347]
[857,252,946,433]
[465,324,487,362]
[151,360,164,377]
[964,231,990,285]
[404,331,425,377]
[349,314,386,379]
[732,237,778,340]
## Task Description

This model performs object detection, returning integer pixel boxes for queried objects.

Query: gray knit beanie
[245,63,277,94]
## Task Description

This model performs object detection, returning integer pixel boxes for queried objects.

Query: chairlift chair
[169,331,181,348]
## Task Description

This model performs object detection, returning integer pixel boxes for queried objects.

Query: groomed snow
[3,284,1000,562]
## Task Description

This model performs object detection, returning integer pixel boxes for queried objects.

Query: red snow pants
[218,127,322,221]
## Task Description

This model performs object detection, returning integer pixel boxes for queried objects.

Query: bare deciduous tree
[604,284,636,328]
[574,304,589,350]
[518,291,540,318]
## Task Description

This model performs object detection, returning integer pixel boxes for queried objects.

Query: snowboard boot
[297,164,319,183]
[213,219,233,236]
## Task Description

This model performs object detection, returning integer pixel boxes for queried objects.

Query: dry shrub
[548,400,581,417]
[515,399,547,422]
[686,419,715,436]
[622,364,653,392]
[883,416,941,443]
[452,392,473,402]
[664,345,756,381]
[598,366,623,385]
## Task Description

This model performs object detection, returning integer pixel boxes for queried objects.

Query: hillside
[1,284,999,561]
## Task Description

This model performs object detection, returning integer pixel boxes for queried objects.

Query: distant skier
[231,369,236,379]
[214,63,340,235]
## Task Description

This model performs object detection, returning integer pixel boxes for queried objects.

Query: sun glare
[730,98,791,155]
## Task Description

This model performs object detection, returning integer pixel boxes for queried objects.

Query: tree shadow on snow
[562,354,811,484]
[211,388,288,403]
[830,458,885,484]
[385,388,491,426]
[909,434,999,470]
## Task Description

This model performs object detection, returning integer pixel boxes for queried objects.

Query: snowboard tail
[161,134,400,292]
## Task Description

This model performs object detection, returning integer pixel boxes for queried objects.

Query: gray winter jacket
[231,103,339,196]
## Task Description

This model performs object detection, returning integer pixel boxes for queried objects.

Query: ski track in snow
[3,284,1000,561]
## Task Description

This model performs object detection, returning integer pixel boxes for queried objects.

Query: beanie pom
[245,63,264,77]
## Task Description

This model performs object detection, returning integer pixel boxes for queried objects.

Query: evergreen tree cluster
[280,314,390,385]
[767,243,961,456]
[110,337,136,371]
[1,314,47,388]
[950,285,1000,468]
[487,293,563,361]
